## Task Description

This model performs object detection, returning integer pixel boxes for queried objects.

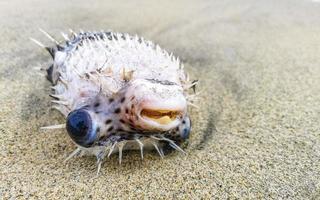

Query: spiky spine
[48,31,192,115]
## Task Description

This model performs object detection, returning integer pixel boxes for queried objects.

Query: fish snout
[123,79,187,131]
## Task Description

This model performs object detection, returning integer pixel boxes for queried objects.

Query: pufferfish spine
[32,29,197,173]
[51,31,187,114]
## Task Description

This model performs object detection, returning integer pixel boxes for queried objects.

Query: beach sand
[0,0,320,198]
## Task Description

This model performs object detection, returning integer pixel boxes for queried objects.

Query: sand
[1,0,320,199]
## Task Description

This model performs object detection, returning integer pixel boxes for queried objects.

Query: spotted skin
[69,92,191,149]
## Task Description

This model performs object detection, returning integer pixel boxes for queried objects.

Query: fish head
[65,78,190,148]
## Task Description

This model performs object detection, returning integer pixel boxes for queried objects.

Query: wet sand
[1,0,320,198]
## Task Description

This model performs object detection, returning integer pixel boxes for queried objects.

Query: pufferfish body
[33,30,196,170]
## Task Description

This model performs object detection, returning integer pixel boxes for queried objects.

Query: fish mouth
[140,109,181,125]
[139,108,183,130]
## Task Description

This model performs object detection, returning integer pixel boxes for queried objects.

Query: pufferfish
[32,29,197,172]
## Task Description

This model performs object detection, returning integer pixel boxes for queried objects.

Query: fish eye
[179,116,191,140]
[66,109,96,147]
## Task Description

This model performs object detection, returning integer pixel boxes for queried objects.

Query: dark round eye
[66,109,96,147]
[179,116,191,140]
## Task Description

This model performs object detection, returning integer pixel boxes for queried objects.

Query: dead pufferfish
[32,29,198,172]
